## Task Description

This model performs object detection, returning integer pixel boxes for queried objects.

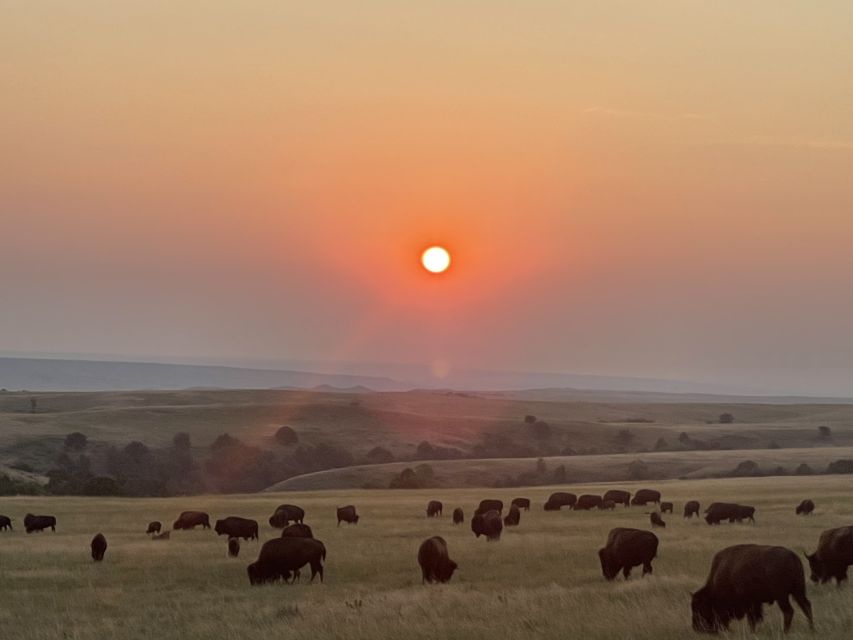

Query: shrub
[524,415,537,424]
[818,426,832,439]
[826,459,853,474]
[365,446,394,464]
[64,432,88,451]
[719,413,735,424]
[795,463,815,475]
[274,426,299,446]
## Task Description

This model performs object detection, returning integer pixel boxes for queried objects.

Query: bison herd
[1,488,848,634]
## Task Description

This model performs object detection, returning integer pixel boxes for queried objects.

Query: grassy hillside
[1,476,852,639]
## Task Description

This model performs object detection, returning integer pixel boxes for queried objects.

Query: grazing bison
[426,500,443,517]
[336,505,359,526]
[574,494,604,511]
[630,489,661,506]
[684,501,701,518]
[475,499,504,516]
[601,500,616,510]
[598,527,659,580]
[146,521,161,535]
[24,514,56,533]
[603,489,631,507]
[214,516,259,540]
[152,530,170,540]
[418,536,458,584]
[90,533,107,561]
[452,507,464,524]
[471,510,503,541]
[269,504,305,528]
[511,497,531,511]
[805,526,853,585]
[660,501,673,514]
[0,515,12,531]
[228,537,240,557]
[281,523,314,539]
[247,537,326,585]
[704,503,755,525]
[544,492,577,511]
[796,500,815,516]
[691,544,813,633]
[173,511,210,530]
[503,505,521,527]
[650,512,666,528]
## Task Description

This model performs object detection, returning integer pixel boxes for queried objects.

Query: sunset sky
[2,2,853,394]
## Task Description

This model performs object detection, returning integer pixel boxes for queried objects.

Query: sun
[421,246,451,273]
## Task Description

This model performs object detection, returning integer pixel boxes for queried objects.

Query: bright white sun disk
[421,246,451,273]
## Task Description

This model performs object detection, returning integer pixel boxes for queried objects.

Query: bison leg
[309,559,323,583]
[622,566,632,579]
[746,603,763,632]
[777,596,795,633]
[792,591,813,630]
[642,561,653,576]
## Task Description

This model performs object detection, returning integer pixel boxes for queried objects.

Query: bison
[603,489,631,507]
[691,544,813,633]
[630,489,661,506]
[544,492,577,511]
[418,536,457,584]
[650,512,666,528]
[0,515,12,531]
[24,513,56,533]
[471,510,502,541]
[475,499,503,516]
[247,537,326,585]
[173,511,210,530]
[503,505,521,527]
[598,527,659,580]
[90,533,107,561]
[281,523,314,539]
[805,526,853,585]
[704,503,755,525]
[796,500,815,516]
[511,497,531,511]
[337,505,359,526]
[574,494,604,511]
[426,500,443,517]
[660,501,673,514]
[601,500,616,510]
[684,501,701,518]
[152,530,170,540]
[452,507,464,524]
[228,537,240,557]
[269,504,305,528]
[214,516,259,540]
[146,521,161,535]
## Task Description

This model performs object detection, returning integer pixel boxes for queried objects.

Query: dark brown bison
[574,494,604,511]
[336,505,359,526]
[650,512,666,528]
[805,526,853,584]
[603,489,631,507]
[796,500,815,516]
[704,503,755,525]
[660,502,673,514]
[684,501,701,518]
[452,507,464,524]
[173,511,210,530]
[418,536,457,584]
[598,527,659,580]
[503,505,521,527]
[426,500,443,517]
[511,497,531,511]
[471,510,503,541]
[281,523,314,538]
[630,489,661,506]
[90,533,107,561]
[214,516,259,540]
[268,504,305,528]
[0,515,12,531]
[544,492,577,510]
[601,500,616,510]
[228,537,240,557]
[691,544,813,633]
[146,521,161,534]
[247,537,326,585]
[24,514,56,533]
[475,499,504,516]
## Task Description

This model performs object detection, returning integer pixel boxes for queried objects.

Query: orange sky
[2,2,853,394]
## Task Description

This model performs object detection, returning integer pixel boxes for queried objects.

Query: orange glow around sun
[421,246,451,273]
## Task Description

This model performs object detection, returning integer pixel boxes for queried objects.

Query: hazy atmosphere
[3,2,853,395]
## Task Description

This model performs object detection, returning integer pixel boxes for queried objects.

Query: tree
[536,457,547,475]
[83,476,121,496]
[64,432,88,451]
[389,467,420,489]
[274,425,299,446]
[30,397,37,413]
[552,464,567,483]
[524,415,537,424]
[211,433,238,451]
[730,460,760,477]
[719,413,735,424]
[826,459,853,474]
[678,432,691,444]
[818,426,832,439]
[416,441,435,459]
[124,441,150,463]
[795,463,815,475]
[654,437,669,451]
[415,464,434,481]
[365,446,394,464]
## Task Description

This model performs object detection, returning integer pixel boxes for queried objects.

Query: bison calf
[228,537,240,557]
[660,502,673,514]
[146,521,161,535]
[598,528,658,580]
[90,533,107,561]
[796,500,815,516]
[452,507,464,524]
[418,536,457,584]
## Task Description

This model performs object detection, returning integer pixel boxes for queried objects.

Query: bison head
[470,514,484,537]
[691,588,720,633]
[214,521,225,535]
[598,548,618,581]
[804,552,827,583]
[437,559,458,583]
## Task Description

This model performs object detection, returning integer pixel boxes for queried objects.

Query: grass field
[2,476,852,639]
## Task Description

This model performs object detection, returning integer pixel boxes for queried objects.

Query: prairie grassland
[1,476,853,640]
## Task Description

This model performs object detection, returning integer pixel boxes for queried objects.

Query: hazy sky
[2,2,853,394]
